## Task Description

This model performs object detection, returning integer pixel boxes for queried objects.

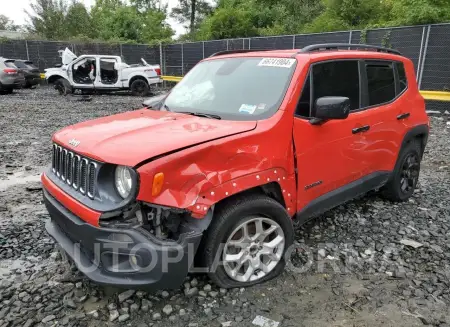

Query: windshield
[164,57,296,121]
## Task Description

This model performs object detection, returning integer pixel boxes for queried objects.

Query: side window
[397,62,408,94]
[312,61,360,113]
[296,74,311,117]
[365,62,396,106]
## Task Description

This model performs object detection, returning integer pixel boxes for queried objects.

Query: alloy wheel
[222,217,285,283]
[400,153,420,194]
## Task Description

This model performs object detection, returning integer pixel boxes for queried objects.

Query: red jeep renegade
[42,44,429,290]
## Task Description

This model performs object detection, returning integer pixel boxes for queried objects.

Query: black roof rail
[299,43,401,55]
[209,49,272,58]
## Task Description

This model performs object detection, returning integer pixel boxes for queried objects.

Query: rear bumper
[147,76,162,85]
[43,189,203,290]
[0,76,25,88]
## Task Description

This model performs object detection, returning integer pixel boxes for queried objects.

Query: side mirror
[142,92,168,109]
[310,96,351,125]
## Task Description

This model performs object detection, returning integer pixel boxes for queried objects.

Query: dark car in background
[13,60,41,88]
[0,58,25,94]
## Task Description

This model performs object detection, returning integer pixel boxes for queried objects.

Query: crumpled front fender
[135,111,297,218]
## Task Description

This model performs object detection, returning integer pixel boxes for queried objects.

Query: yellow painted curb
[420,90,450,101]
[162,75,183,82]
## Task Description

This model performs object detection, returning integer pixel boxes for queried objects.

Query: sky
[0,0,187,36]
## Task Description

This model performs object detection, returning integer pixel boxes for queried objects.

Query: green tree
[26,0,68,39]
[65,1,93,38]
[195,0,324,40]
[197,6,257,39]
[0,15,21,31]
[389,0,450,25]
[91,0,173,43]
[131,0,164,12]
[305,0,386,32]
[171,0,214,35]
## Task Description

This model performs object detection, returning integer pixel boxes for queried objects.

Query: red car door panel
[293,114,368,211]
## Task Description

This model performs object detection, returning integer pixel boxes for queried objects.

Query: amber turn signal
[152,172,164,196]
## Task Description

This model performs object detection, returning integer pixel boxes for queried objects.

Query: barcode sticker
[258,58,296,68]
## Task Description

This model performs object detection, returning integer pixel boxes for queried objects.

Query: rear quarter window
[365,62,396,106]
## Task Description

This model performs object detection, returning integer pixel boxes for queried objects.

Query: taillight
[3,68,17,75]
[155,68,161,76]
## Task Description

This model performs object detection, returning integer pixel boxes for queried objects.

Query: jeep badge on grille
[68,139,81,147]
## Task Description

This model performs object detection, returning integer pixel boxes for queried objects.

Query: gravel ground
[1,87,450,327]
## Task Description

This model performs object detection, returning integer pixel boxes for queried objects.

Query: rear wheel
[382,140,422,201]
[54,78,72,95]
[202,195,294,288]
[130,78,149,96]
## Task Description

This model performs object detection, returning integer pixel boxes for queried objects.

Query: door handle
[397,112,410,120]
[352,125,370,134]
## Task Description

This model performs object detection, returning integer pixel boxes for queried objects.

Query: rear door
[95,57,121,88]
[357,60,408,174]
[293,60,370,212]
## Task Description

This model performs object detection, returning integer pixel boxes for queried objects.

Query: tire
[202,194,294,289]
[130,78,149,96]
[382,140,422,202]
[54,78,72,95]
[0,88,13,95]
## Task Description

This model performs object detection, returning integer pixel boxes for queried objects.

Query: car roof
[204,48,407,62]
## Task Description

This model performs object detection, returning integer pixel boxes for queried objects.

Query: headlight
[115,166,134,199]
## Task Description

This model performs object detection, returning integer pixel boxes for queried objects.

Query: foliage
[0,15,21,31]
[23,0,173,42]
[65,2,94,38]
[194,0,324,40]
[26,0,68,39]
[388,0,450,26]
[196,6,257,40]
[171,0,214,35]
[304,0,385,32]
[195,0,450,40]
[2,0,449,44]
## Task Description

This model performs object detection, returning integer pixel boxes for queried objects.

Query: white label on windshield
[258,58,295,68]
[239,104,257,114]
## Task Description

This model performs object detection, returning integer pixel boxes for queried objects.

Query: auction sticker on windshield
[258,58,296,68]
[239,104,257,114]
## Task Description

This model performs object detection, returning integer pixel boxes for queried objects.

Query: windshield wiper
[175,112,222,120]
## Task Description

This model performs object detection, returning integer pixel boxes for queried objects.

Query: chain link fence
[1,23,449,99]
[0,41,161,74]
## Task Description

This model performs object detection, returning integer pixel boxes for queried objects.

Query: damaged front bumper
[43,189,203,290]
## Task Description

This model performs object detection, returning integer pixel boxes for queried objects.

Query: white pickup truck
[44,48,162,96]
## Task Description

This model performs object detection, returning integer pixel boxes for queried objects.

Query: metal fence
[1,23,450,95]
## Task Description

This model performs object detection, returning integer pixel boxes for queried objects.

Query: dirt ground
[1,87,450,327]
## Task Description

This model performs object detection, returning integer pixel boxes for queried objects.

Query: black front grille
[51,144,98,199]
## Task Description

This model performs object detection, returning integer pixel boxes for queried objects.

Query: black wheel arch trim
[400,124,429,158]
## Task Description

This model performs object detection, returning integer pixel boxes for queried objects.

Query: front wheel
[54,78,72,95]
[202,195,294,288]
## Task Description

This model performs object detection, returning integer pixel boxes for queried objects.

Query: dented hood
[53,109,257,166]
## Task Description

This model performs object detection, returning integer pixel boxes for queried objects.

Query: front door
[69,56,96,89]
[293,60,370,219]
